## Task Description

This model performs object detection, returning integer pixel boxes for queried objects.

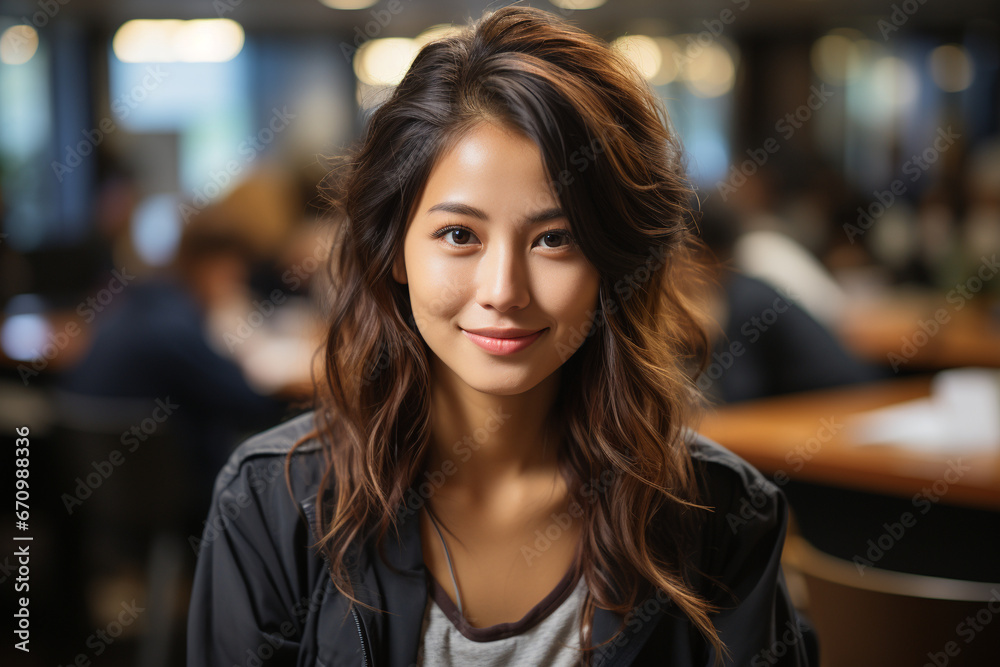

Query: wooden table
[837,296,1000,370]
[697,376,1000,511]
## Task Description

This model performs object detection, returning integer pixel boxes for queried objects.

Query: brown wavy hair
[288,4,727,664]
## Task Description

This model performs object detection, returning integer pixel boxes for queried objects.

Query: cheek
[405,246,470,322]
[538,264,601,326]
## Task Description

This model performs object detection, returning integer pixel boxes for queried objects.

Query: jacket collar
[300,482,666,667]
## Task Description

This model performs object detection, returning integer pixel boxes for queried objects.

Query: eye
[536,229,574,250]
[432,224,481,247]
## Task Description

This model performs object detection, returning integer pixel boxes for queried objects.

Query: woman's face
[393,120,601,396]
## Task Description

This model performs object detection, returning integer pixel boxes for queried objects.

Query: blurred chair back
[51,388,190,667]
[52,389,188,525]
[784,535,1000,667]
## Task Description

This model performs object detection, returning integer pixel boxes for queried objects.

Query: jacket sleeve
[187,455,307,667]
[697,459,818,667]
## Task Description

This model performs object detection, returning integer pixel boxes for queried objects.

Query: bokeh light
[0,24,39,65]
[112,19,245,63]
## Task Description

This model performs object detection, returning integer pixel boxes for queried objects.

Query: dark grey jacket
[187,411,817,667]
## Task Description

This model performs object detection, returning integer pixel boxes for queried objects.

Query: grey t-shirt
[416,567,588,667]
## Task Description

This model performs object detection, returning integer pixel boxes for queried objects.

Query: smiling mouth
[461,327,548,355]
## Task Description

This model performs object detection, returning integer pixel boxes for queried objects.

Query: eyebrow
[425,202,567,226]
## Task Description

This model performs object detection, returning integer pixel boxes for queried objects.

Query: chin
[446,360,549,396]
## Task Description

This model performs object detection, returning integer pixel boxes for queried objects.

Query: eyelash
[431,224,575,249]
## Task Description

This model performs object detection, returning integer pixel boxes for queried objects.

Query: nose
[475,241,530,312]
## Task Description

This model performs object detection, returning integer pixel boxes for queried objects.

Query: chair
[782,534,1000,667]
[51,389,194,667]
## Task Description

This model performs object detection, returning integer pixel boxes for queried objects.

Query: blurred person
[914,186,966,289]
[55,209,290,504]
[46,208,292,666]
[209,164,301,260]
[720,162,853,328]
[961,134,1000,294]
[274,214,339,305]
[92,162,142,275]
[0,188,32,304]
[221,216,338,398]
[188,7,816,667]
[697,202,886,404]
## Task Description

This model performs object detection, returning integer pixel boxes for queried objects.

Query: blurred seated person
[55,210,290,498]
[697,203,886,404]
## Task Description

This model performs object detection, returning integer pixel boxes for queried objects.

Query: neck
[423,355,562,499]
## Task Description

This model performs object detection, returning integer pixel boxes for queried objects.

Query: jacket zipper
[301,500,372,667]
[351,606,370,667]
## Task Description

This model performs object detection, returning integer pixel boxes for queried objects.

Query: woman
[188,6,816,666]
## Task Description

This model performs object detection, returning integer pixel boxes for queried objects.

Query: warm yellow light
[681,42,735,98]
[414,24,465,49]
[548,0,607,9]
[114,19,181,62]
[353,37,419,86]
[612,35,662,81]
[929,44,974,93]
[319,0,379,9]
[872,55,919,111]
[652,37,681,85]
[176,19,245,62]
[0,25,39,65]
[810,29,872,85]
[112,19,244,63]
[813,35,850,84]
[356,81,395,109]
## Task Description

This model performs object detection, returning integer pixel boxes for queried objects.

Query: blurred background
[0,0,998,665]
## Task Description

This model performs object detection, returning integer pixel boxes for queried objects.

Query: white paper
[847,368,1000,454]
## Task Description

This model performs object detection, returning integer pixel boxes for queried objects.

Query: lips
[461,327,548,355]
[461,327,545,339]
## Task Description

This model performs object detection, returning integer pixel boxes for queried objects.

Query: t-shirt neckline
[425,557,583,642]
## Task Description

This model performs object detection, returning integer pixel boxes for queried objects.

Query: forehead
[415,121,558,215]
